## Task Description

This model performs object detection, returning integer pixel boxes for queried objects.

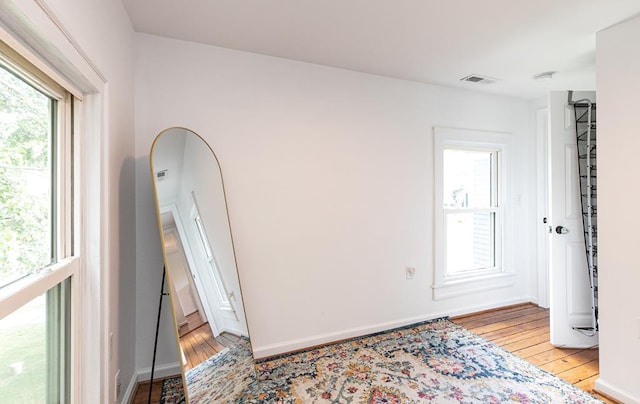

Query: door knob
[555,225,569,235]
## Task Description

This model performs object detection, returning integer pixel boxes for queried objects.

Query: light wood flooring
[178,311,206,337]
[130,323,241,403]
[181,325,241,371]
[130,377,173,404]
[132,303,616,403]
[452,303,616,403]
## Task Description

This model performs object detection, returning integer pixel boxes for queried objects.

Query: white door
[548,91,598,347]
[169,227,208,324]
[165,229,207,321]
[161,208,220,335]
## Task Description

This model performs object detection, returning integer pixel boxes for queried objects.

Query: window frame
[0,39,80,402]
[442,147,501,276]
[433,127,514,300]
[0,3,110,401]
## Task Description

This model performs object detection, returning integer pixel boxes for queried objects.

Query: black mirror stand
[148,267,168,404]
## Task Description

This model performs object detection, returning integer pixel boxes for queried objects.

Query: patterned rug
[180,318,603,403]
[159,376,185,404]
[246,318,601,403]
[185,337,255,402]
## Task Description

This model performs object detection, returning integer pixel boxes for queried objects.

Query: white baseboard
[121,372,138,404]
[252,297,533,359]
[122,362,183,404]
[440,297,535,319]
[595,378,640,404]
[137,361,183,381]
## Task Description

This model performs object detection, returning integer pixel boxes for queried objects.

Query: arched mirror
[150,127,255,402]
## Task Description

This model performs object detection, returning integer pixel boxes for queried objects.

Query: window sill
[431,271,515,300]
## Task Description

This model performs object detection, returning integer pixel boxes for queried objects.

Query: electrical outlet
[406,267,416,280]
[114,369,121,401]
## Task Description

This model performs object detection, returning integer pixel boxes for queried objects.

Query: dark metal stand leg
[148,267,167,404]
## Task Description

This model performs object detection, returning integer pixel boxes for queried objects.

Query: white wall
[595,15,640,403]
[152,131,186,206]
[134,33,537,359]
[0,0,135,402]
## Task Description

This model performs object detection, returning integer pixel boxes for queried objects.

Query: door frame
[536,107,550,308]
[160,204,222,336]
[164,226,207,324]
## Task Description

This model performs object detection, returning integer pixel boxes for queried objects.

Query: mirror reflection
[150,127,255,402]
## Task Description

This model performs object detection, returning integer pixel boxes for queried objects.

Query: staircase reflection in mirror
[150,127,255,402]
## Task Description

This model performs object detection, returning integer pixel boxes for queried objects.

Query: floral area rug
[159,376,185,404]
[239,318,602,403]
[185,337,255,403]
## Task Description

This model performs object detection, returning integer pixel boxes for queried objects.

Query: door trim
[536,107,550,308]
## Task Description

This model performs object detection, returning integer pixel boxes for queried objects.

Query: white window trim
[432,127,515,300]
[0,5,108,403]
[0,258,79,317]
[0,41,80,402]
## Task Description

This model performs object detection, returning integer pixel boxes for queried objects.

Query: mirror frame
[149,126,254,402]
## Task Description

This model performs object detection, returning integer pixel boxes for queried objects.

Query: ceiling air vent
[460,74,498,85]
[156,169,168,181]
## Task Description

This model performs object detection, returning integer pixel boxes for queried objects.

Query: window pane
[443,149,493,208]
[446,212,494,274]
[0,65,54,289]
[194,215,213,259]
[0,279,69,404]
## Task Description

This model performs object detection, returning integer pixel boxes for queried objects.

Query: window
[443,148,500,275]
[0,40,78,403]
[433,128,513,299]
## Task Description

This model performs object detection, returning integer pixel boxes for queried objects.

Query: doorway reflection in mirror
[150,127,255,401]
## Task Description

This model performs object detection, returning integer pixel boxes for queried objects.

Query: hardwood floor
[181,325,241,371]
[130,325,241,403]
[130,377,173,404]
[131,303,617,403]
[178,311,206,337]
[452,303,617,403]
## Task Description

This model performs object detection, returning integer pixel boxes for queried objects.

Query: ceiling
[122,0,640,99]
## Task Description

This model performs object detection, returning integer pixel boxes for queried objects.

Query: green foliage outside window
[0,65,52,288]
